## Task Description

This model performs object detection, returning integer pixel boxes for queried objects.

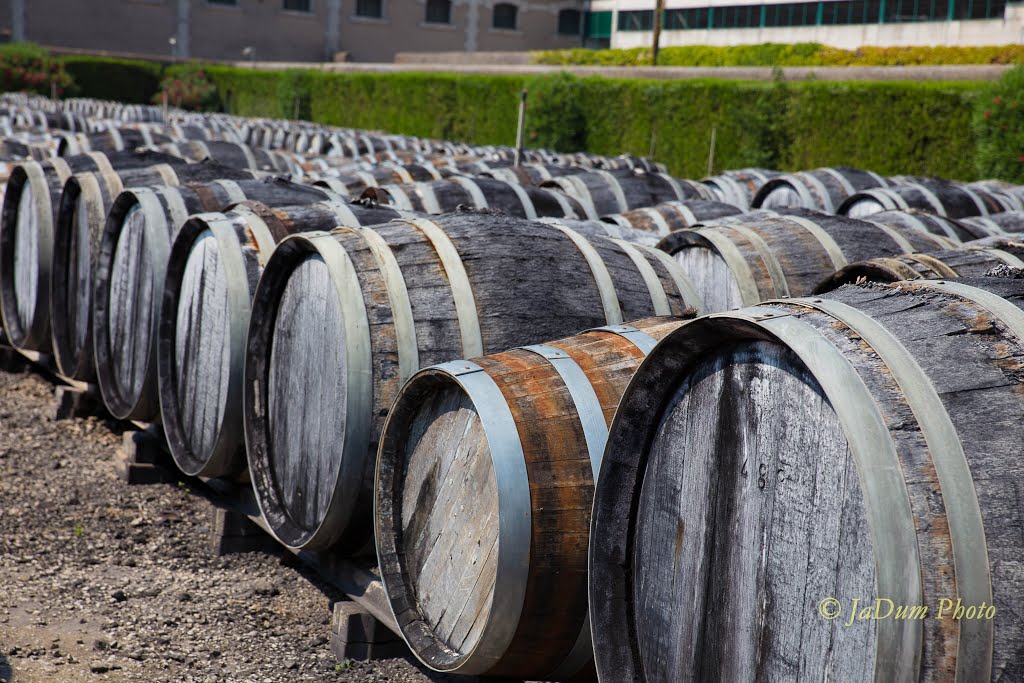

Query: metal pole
[11,0,25,42]
[707,125,717,176]
[651,0,666,65]
[514,89,528,167]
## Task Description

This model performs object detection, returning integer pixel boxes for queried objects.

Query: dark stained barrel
[701,168,781,210]
[314,163,457,196]
[541,170,714,219]
[50,161,256,381]
[159,199,410,479]
[601,199,744,237]
[968,180,1024,210]
[57,127,174,156]
[93,178,348,421]
[590,277,1024,682]
[862,208,974,243]
[752,166,889,212]
[960,211,1024,238]
[838,179,1009,219]
[244,212,704,551]
[654,208,954,311]
[156,140,304,176]
[477,163,590,186]
[814,242,1024,291]
[372,177,586,219]
[536,217,662,245]
[375,317,689,679]
[0,150,184,351]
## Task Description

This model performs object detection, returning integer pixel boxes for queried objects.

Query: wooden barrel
[243,212,704,551]
[50,161,256,381]
[157,140,304,176]
[814,242,1024,291]
[701,168,781,210]
[541,170,715,219]
[862,208,974,243]
[57,127,177,156]
[968,179,1024,210]
[375,316,689,679]
[477,163,590,186]
[315,163,457,197]
[590,277,1024,682]
[601,199,744,237]
[961,211,1024,237]
[839,179,1009,220]
[0,150,184,351]
[93,178,347,421]
[373,178,586,219]
[158,199,411,479]
[655,208,955,312]
[536,217,662,245]
[752,166,889,212]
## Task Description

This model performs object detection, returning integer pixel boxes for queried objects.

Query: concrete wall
[0,0,582,63]
[597,1,1024,49]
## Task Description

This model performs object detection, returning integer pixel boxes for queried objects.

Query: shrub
[533,43,1024,68]
[974,65,1024,182]
[63,56,162,103]
[156,64,218,111]
[0,42,73,96]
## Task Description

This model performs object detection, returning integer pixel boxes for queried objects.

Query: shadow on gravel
[0,653,13,682]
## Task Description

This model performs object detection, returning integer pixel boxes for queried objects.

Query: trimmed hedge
[202,65,982,180]
[63,56,163,103]
[533,43,1024,67]
[973,65,1024,182]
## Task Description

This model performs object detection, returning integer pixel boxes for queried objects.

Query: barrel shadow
[0,653,14,682]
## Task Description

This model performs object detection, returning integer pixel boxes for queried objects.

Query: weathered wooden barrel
[968,179,1024,210]
[960,211,1024,237]
[156,140,304,176]
[601,199,744,236]
[701,168,781,210]
[0,150,184,351]
[373,178,586,219]
[93,178,347,421]
[477,163,589,186]
[244,212,703,551]
[862,208,974,243]
[158,199,412,479]
[315,163,456,196]
[57,127,177,156]
[752,166,889,212]
[655,208,954,312]
[50,161,256,381]
[839,179,1008,219]
[814,242,1024,291]
[536,217,662,245]
[375,316,689,679]
[541,170,715,219]
[590,277,1024,682]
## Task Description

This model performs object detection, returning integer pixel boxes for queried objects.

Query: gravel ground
[0,365,447,683]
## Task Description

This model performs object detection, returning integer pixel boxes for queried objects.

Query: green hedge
[973,65,1024,182]
[533,43,1024,67]
[63,56,163,103]
[201,65,982,180]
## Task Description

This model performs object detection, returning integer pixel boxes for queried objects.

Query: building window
[283,0,312,11]
[558,8,582,33]
[493,3,518,28]
[425,0,452,23]
[356,0,383,17]
[617,9,653,30]
[208,0,238,5]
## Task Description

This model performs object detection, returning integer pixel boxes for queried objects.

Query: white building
[583,0,1024,50]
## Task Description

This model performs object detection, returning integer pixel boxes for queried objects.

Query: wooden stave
[93,178,345,421]
[606,200,744,236]
[655,209,952,310]
[590,277,1024,682]
[243,212,705,552]
[158,200,407,479]
[375,317,688,678]
[49,161,256,381]
[0,150,185,351]
[864,209,973,243]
